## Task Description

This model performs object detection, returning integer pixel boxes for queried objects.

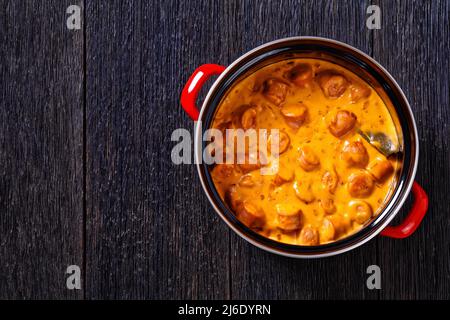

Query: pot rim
[194,36,419,258]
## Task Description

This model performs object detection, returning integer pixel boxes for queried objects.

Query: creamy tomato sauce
[209,58,400,245]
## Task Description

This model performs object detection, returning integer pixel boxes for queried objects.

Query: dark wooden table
[0,0,449,300]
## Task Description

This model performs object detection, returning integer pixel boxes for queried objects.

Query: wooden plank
[0,0,84,299]
[229,0,381,299]
[85,0,231,299]
[373,0,450,299]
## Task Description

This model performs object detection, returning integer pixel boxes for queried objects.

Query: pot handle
[181,64,226,121]
[380,182,428,239]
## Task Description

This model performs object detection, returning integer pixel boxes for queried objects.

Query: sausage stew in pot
[209,58,400,246]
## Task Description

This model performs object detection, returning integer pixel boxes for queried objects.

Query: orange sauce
[210,58,399,245]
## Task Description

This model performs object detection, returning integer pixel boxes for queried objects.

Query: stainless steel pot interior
[194,37,418,258]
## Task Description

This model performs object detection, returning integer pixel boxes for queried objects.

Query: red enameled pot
[180,37,428,258]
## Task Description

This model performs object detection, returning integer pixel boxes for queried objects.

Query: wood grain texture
[373,0,450,299]
[0,0,84,299]
[85,0,230,299]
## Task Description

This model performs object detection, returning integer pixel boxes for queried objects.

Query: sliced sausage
[275,204,303,231]
[273,165,294,186]
[328,110,357,137]
[322,169,339,194]
[239,174,255,187]
[262,78,289,106]
[293,180,315,203]
[299,226,319,245]
[286,63,313,87]
[319,217,336,242]
[350,82,371,103]
[347,171,374,198]
[238,152,262,173]
[236,201,266,229]
[368,159,394,182]
[268,130,290,155]
[327,214,351,236]
[225,185,241,210]
[212,164,236,179]
[280,103,308,127]
[349,200,373,224]
[298,146,320,171]
[241,107,257,130]
[239,162,261,174]
[320,198,336,214]
[318,71,349,98]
